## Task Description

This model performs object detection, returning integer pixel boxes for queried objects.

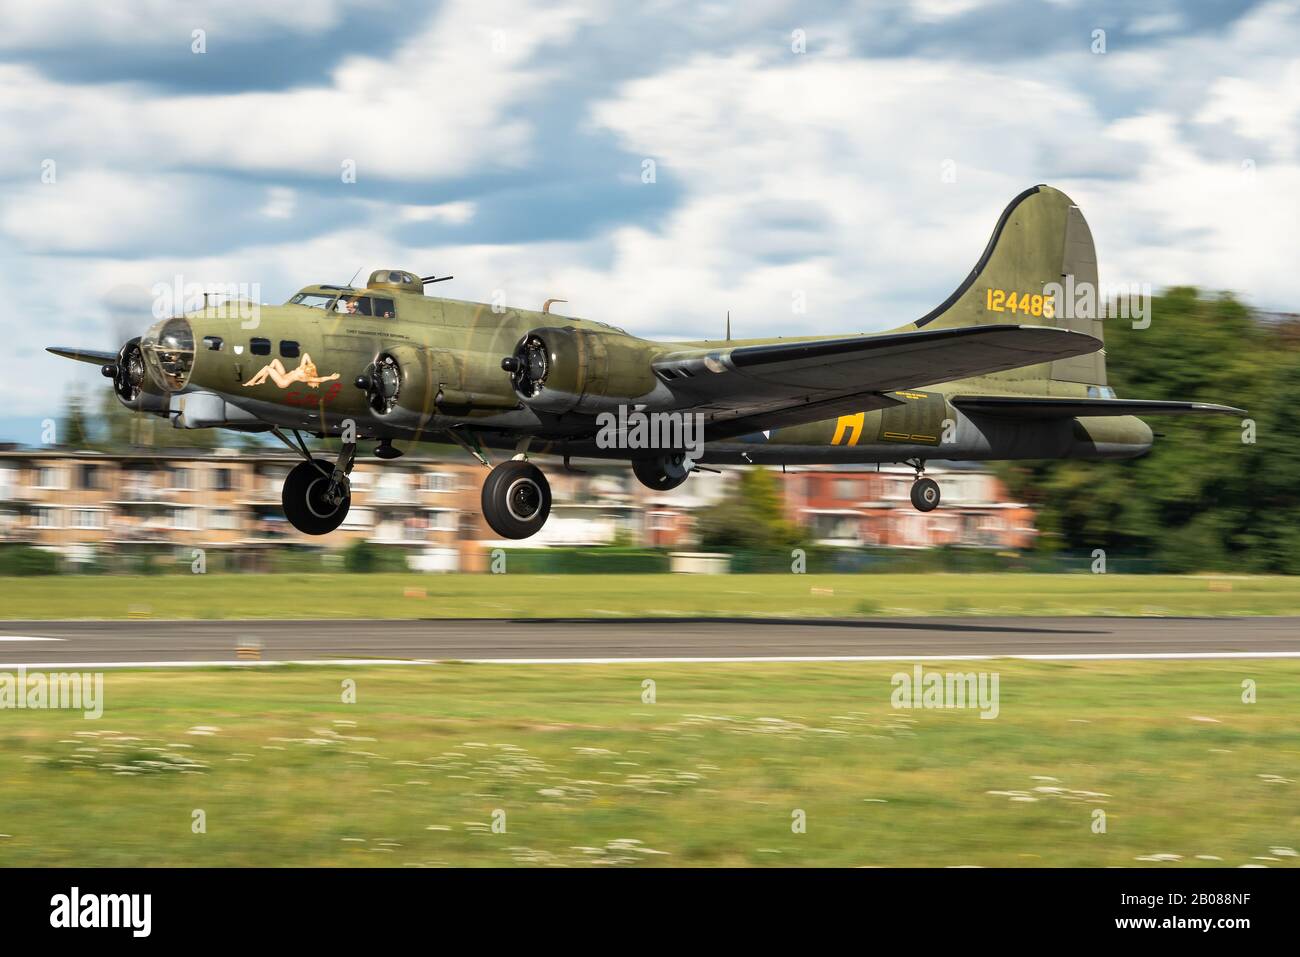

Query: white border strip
[3,651,1300,669]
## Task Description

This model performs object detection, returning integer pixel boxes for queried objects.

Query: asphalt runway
[0,616,1297,667]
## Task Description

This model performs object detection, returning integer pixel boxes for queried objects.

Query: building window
[71,509,106,529]
[34,466,64,489]
[250,338,271,356]
[374,473,409,502]
[342,507,375,530]
[33,507,60,528]
[77,464,104,490]
[422,472,457,493]
[168,467,193,490]
[209,509,239,530]
[427,509,456,531]
[648,511,674,530]
[834,478,858,501]
[211,468,235,491]
[170,508,199,530]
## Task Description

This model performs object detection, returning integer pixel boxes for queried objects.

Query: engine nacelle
[506,326,660,414]
[357,344,439,429]
[105,337,169,416]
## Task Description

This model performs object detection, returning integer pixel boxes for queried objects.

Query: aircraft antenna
[346,266,363,288]
[726,310,731,341]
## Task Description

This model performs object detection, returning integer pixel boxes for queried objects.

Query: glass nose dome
[140,316,195,392]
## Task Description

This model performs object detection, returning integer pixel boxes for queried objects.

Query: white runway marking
[0,636,64,642]
[0,659,427,669]
[2,651,1300,669]
[429,651,1300,664]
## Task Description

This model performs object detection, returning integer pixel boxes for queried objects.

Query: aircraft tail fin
[913,184,1105,387]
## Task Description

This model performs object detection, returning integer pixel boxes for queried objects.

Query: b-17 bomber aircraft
[49,185,1242,540]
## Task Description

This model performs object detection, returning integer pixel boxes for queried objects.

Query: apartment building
[0,447,1032,568]
[0,447,490,570]
[0,446,736,568]
[779,465,1037,549]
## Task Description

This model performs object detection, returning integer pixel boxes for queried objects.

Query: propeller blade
[46,346,119,366]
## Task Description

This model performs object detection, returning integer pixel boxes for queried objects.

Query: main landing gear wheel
[631,453,691,491]
[910,476,941,512]
[482,460,552,539]
[282,459,351,535]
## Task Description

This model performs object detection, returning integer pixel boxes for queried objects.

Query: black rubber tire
[910,477,941,512]
[481,461,552,539]
[282,460,351,535]
[631,456,689,491]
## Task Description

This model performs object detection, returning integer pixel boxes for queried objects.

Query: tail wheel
[910,477,941,512]
[481,460,551,539]
[282,459,351,535]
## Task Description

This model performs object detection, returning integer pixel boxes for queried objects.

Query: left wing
[653,324,1100,432]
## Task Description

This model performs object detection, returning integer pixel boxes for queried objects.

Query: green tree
[58,387,91,447]
[1000,288,1299,572]
[696,467,804,551]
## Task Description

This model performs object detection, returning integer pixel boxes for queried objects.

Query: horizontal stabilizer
[952,395,1246,419]
[47,346,117,366]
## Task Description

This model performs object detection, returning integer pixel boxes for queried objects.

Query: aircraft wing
[951,396,1246,418]
[47,346,118,366]
[652,324,1100,433]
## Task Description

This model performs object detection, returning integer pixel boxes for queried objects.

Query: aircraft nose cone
[140,315,196,392]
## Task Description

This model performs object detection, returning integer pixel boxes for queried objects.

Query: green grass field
[1,572,1298,620]
[0,660,1296,867]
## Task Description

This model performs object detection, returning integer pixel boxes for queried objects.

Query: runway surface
[0,616,1297,667]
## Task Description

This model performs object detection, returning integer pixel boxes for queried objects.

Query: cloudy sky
[2,0,1298,441]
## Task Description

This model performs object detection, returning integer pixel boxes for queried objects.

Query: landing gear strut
[481,459,552,539]
[274,429,355,535]
[906,459,941,512]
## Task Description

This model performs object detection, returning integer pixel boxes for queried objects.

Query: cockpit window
[373,298,395,318]
[335,295,371,316]
[288,293,338,309]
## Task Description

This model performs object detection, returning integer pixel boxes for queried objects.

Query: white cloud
[396,201,477,225]
[0,169,213,254]
[0,0,601,181]
[1196,62,1300,162]
[0,0,366,49]
[260,187,297,220]
[4,0,1300,422]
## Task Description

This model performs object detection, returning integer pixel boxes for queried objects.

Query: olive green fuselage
[172,285,1150,466]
